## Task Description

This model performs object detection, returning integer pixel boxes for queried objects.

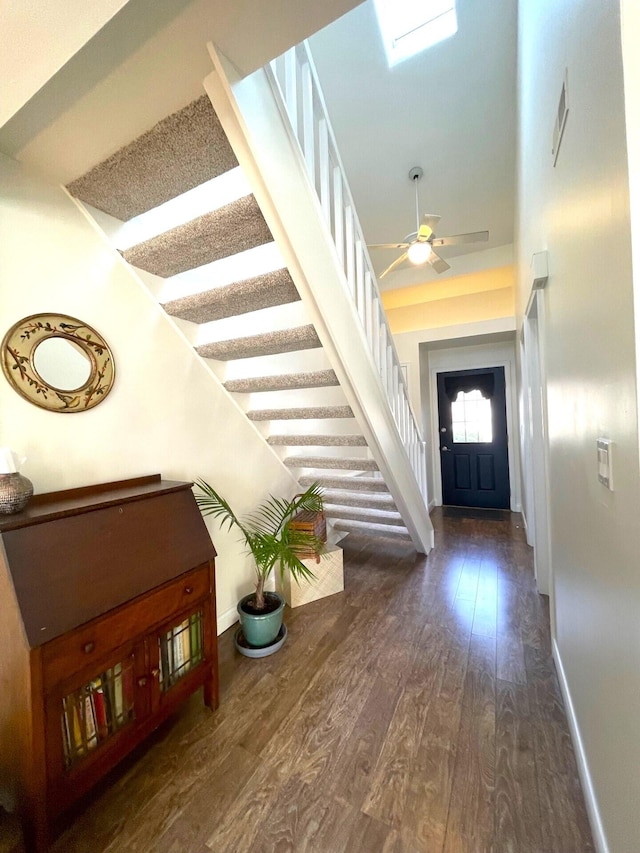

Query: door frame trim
[428,343,521,511]
[436,365,511,509]
[522,289,554,603]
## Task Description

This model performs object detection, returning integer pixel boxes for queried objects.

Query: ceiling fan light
[407,241,432,265]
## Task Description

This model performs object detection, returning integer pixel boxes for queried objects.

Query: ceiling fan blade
[368,242,411,250]
[431,230,489,247]
[429,250,451,274]
[421,214,441,232]
[379,251,409,279]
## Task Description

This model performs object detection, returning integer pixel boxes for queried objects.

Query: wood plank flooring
[53,508,594,852]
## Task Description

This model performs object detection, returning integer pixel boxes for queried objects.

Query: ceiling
[1,0,517,296]
[309,0,517,291]
[0,0,361,127]
[0,0,360,183]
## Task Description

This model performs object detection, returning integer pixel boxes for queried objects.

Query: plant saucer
[234,623,287,658]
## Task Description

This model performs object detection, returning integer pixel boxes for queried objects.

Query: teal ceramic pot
[237,591,285,648]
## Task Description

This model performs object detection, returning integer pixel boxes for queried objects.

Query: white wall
[0,0,362,184]
[0,0,132,126]
[393,318,517,429]
[0,153,298,634]
[516,2,640,850]
[621,0,640,443]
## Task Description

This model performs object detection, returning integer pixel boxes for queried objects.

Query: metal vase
[0,472,34,514]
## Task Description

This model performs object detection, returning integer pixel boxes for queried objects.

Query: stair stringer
[69,196,311,505]
[63,99,413,549]
[203,48,434,553]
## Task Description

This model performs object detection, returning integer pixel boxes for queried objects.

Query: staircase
[67,95,419,545]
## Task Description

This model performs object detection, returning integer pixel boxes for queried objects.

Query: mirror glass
[33,337,93,391]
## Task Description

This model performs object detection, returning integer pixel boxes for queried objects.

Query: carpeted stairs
[67,95,413,543]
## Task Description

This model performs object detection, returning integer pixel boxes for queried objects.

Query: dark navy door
[437,367,510,509]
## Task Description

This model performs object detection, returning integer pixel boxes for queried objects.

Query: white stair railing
[268,42,427,502]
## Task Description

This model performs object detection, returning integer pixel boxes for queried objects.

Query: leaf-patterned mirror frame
[1,313,115,413]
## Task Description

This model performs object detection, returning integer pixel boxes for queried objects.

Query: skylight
[374,0,458,67]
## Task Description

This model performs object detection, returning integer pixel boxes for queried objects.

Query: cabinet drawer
[41,564,211,693]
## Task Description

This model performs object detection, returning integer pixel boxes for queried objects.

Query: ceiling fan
[368,167,489,279]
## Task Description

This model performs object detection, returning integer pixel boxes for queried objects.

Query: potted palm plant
[194,480,325,657]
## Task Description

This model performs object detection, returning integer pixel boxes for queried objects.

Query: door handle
[441,446,451,452]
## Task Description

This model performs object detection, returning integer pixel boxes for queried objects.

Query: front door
[437,366,510,509]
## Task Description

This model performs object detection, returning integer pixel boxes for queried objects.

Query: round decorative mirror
[1,313,115,413]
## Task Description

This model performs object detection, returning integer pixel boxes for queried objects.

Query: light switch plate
[597,438,614,490]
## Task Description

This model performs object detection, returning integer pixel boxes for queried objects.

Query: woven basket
[289,508,326,558]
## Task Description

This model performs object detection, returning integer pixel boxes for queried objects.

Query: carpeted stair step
[268,434,366,447]
[122,195,273,277]
[197,325,321,361]
[224,370,339,393]
[321,490,398,509]
[331,519,412,540]
[299,474,389,492]
[163,268,299,323]
[248,405,353,421]
[67,96,237,220]
[284,456,378,471]
[324,506,405,526]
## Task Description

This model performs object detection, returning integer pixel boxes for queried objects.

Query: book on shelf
[70,698,83,756]
[113,663,124,723]
[102,665,116,733]
[172,624,183,673]
[62,692,92,762]
[122,664,134,713]
[83,693,98,750]
[189,613,201,662]
[91,678,108,739]
[181,619,191,670]
[172,619,190,673]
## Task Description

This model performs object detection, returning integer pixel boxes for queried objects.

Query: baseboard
[552,639,609,853]
[217,605,239,635]
[428,498,437,511]
[521,507,536,548]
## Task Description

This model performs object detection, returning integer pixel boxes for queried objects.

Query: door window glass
[158,611,204,692]
[451,389,492,443]
[61,658,135,770]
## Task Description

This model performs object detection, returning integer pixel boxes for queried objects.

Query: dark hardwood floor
[53,508,594,852]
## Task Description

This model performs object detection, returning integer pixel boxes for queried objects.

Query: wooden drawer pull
[184,585,194,594]
[82,641,95,654]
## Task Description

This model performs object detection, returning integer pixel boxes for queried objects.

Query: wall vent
[552,69,569,166]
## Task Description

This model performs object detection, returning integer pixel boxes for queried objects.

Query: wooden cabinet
[0,476,218,853]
